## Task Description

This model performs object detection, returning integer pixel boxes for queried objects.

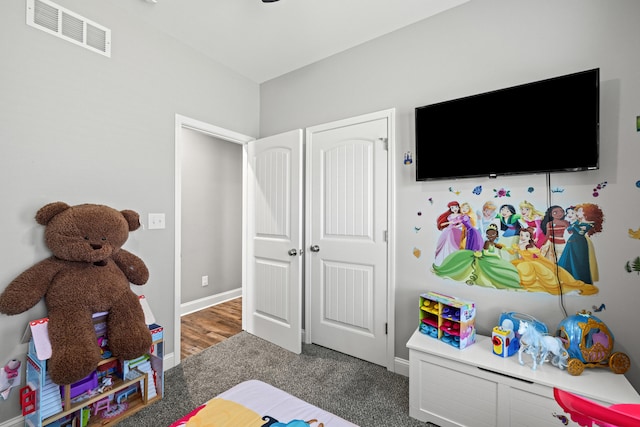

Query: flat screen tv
[415,68,600,181]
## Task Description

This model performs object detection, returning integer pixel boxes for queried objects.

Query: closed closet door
[305,111,390,366]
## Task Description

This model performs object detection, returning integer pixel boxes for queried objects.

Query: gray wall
[0,0,258,421]
[2,0,640,423]
[260,0,640,391]
[181,129,242,304]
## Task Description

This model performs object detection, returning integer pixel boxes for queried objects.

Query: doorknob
[288,249,298,256]
[310,245,320,252]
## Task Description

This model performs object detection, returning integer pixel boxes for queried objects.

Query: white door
[306,111,390,366]
[245,129,303,354]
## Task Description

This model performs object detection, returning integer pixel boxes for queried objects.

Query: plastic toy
[554,387,640,427]
[93,396,111,416]
[492,326,517,358]
[100,401,129,419]
[96,375,114,394]
[63,371,98,399]
[517,320,568,370]
[557,310,630,376]
[498,311,548,352]
[115,385,138,404]
[0,359,21,399]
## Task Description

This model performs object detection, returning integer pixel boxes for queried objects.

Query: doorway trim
[174,114,254,366]
[174,111,396,372]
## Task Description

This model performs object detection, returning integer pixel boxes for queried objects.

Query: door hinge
[384,230,388,242]
[378,137,388,150]
[385,323,388,335]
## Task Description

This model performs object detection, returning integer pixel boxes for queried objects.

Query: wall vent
[26,0,111,57]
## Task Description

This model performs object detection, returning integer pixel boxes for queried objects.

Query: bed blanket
[169,379,358,427]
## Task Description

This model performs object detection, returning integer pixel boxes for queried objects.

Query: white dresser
[407,328,640,427]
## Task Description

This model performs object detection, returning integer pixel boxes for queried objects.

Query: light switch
[148,213,166,229]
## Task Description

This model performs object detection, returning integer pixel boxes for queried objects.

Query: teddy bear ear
[35,202,71,225]
[120,210,142,231]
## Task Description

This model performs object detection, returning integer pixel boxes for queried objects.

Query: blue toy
[557,310,630,376]
[517,320,568,371]
[496,312,547,357]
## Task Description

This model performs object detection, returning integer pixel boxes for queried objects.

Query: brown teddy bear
[0,202,152,385]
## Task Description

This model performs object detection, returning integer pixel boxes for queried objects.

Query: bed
[169,380,359,427]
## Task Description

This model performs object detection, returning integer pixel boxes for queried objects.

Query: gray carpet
[116,331,427,426]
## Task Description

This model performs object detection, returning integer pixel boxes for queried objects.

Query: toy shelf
[23,323,164,427]
[419,304,438,328]
[43,371,150,426]
[418,291,476,349]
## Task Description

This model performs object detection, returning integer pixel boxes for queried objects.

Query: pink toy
[3,360,20,378]
[93,397,111,415]
[0,359,21,396]
[554,387,640,427]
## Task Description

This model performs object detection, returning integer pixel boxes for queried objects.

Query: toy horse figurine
[517,320,569,370]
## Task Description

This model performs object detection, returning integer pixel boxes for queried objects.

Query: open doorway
[180,297,242,359]
[174,114,254,364]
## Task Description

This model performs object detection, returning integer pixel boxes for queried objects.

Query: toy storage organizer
[21,315,163,427]
[418,291,476,349]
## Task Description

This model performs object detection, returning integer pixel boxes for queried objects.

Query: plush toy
[0,202,151,385]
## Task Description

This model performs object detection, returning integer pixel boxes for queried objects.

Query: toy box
[419,292,476,349]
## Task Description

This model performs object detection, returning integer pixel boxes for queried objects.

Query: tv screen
[415,68,600,181]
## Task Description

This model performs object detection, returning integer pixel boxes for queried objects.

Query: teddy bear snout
[91,244,103,250]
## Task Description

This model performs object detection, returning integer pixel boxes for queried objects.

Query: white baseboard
[180,288,242,317]
[394,356,410,377]
[0,415,23,427]
[163,351,175,371]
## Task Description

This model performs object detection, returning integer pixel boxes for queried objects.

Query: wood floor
[180,297,242,360]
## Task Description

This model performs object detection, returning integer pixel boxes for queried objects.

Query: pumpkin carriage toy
[557,310,630,376]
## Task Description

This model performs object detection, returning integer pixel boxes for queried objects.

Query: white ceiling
[115,0,469,83]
